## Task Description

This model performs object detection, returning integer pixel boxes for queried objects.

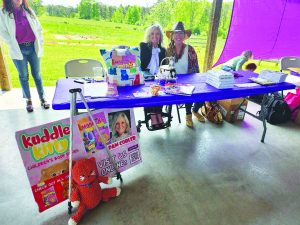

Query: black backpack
[259,94,291,125]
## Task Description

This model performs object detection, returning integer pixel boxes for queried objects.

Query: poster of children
[15,108,142,213]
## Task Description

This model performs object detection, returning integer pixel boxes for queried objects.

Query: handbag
[284,89,300,120]
[201,102,223,124]
[258,94,291,124]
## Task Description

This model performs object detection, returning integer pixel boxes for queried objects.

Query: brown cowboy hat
[166,21,192,39]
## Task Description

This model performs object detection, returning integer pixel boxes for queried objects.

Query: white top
[175,45,189,74]
[147,47,160,75]
[0,8,43,60]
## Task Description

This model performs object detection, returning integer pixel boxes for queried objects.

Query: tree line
[29,0,232,38]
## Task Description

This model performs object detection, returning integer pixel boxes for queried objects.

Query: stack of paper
[259,70,288,83]
[84,82,118,98]
[206,70,234,89]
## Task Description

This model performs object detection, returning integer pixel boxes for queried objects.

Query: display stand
[67,88,123,214]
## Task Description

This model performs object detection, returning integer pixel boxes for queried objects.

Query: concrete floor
[0,88,300,225]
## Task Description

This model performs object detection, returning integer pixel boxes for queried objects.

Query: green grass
[2,16,279,87]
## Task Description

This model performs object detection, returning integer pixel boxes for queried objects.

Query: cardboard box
[217,98,248,122]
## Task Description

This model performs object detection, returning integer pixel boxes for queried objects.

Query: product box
[100,46,144,86]
[217,98,248,122]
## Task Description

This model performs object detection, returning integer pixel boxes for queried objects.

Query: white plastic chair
[280,57,300,71]
[65,59,104,78]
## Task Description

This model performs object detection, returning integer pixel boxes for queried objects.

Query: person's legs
[13,54,33,112]
[185,103,193,127]
[192,102,204,112]
[221,65,233,72]
[27,46,45,99]
[192,102,205,122]
[185,104,192,115]
[13,58,30,99]
[27,45,49,109]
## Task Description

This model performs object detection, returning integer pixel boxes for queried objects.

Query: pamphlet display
[15,109,141,212]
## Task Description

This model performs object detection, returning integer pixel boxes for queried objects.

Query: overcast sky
[42,0,158,7]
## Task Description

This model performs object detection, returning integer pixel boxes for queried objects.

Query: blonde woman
[139,24,166,128]
[166,21,204,128]
[140,23,166,75]
[111,112,132,143]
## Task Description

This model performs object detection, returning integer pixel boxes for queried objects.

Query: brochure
[234,83,260,88]
[164,84,195,96]
[248,77,275,85]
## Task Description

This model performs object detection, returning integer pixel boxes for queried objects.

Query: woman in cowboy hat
[166,21,205,128]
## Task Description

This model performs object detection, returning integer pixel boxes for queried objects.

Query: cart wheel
[137,125,141,133]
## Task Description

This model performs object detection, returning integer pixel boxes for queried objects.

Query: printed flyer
[74,109,142,177]
[15,109,141,212]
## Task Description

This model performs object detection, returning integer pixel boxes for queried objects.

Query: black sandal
[41,99,50,109]
[26,100,34,113]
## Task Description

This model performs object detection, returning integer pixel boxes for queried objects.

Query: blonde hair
[112,112,131,138]
[144,24,164,46]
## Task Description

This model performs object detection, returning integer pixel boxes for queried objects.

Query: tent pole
[0,42,12,91]
[203,0,223,72]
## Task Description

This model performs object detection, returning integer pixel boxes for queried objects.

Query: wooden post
[0,43,12,91]
[203,0,223,72]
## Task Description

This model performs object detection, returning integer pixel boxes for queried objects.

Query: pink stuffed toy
[68,157,121,225]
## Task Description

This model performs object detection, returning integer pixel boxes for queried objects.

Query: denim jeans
[185,102,204,115]
[13,43,45,100]
[221,65,234,72]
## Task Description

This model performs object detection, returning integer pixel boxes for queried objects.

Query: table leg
[234,95,268,143]
[259,94,268,143]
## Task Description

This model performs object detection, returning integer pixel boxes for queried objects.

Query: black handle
[69,88,82,93]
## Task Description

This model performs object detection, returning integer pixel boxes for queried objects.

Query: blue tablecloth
[52,71,296,110]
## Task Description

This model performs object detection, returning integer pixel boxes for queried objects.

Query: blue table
[52,71,295,110]
[52,71,296,142]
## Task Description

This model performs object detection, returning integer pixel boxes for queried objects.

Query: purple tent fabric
[214,0,300,66]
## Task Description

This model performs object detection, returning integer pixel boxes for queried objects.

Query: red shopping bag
[285,89,300,120]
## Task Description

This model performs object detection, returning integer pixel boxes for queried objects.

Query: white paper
[234,83,260,88]
[84,82,108,97]
[179,85,195,95]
